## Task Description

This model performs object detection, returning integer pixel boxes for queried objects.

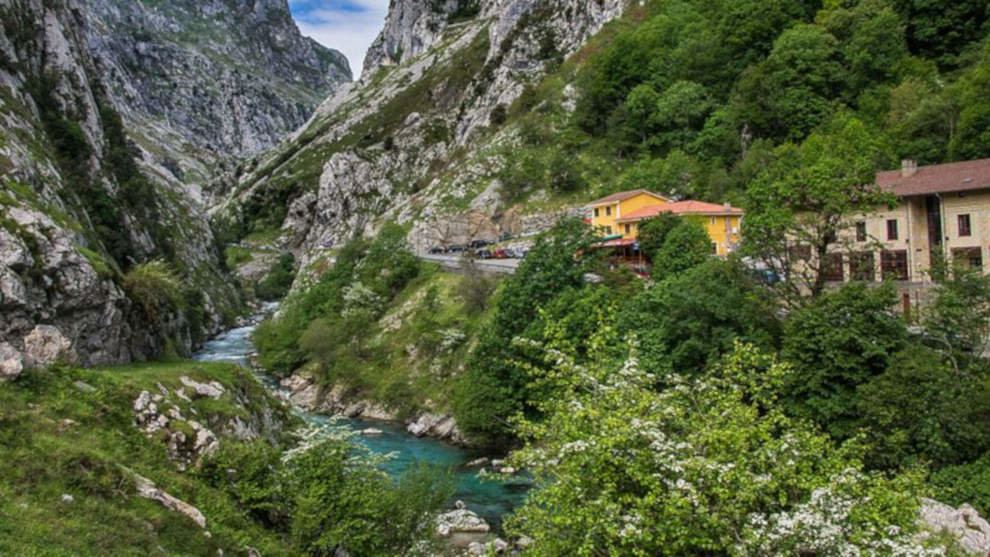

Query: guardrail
[418,254,519,275]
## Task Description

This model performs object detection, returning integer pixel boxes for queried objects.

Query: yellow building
[614,201,744,256]
[587,189,673,236]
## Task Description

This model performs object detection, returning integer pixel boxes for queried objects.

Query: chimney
[901,159,918,178]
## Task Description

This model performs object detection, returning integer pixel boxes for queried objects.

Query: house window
[850,252,875,282]
[789,245,812,262]
[886,219,899,241]
[710,216,717,225]
[711,242,719,255]
[624,224,631,235]
[606,206,612,216]
[881,250,908,281]
[953,247,982,268]
[824,253,844,282]
[594,208,600,218]
[959,214,972,237]
[855,222,867,242]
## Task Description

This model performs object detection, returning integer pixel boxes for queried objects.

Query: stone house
[826,159,990,284]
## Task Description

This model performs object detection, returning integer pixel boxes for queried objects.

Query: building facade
[587,190,673,236]
[824,159,990,284]
[615,201,743,256]
[586,190,744,257]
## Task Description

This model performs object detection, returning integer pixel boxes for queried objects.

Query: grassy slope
[289,263,498,420]
[0,362,299,556]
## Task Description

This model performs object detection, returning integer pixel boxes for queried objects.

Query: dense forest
[499,0,990,206]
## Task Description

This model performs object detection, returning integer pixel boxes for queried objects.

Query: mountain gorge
[0,0,349,372]
[214,0,627,258]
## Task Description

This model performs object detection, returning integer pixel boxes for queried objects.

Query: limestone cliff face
[217,0,627,263]
[0,0,348,373]
[85,0,351,168]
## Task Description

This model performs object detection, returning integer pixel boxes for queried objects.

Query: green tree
[635,212,681,261]
[453,219,598,444]
[742,113,896,303]
[732,24,845,141]
[780,282,907,439]
[921,263,990,367]
[819,0,910,96]
[949,40,990,161]
[649,80,714,152]
[618,259,781,376]
[890,0,989,69]
[651,219,712,280]
[857,345,990,470]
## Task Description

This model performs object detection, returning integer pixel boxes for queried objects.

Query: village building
[587,190,744,257]
[826,159,990,284]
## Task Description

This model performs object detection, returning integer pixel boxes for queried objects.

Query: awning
[594,238,638,248]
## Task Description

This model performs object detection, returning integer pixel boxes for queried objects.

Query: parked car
[499,232,514,242]
[493,249,507,259]
[468,239,493,249]
[447,244,465,254]
[428,246,445,255]
[476,249,493,259]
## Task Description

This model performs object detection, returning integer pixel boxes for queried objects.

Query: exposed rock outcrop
[920,498,990,555]
[134,474,207,529]
[85,0,351,164]
[1,0,346,369]
[217,0,629,263]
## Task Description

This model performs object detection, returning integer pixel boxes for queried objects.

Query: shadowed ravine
[193,313,529,530]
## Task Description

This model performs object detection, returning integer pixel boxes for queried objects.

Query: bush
[123,260,183,322]
[203,433,454,557]
[618,258,781,376]
[780,282,907,438]
[255,253,295,301]
[857,345,990,469]
[457,258,498,314]
[651,219,713,279]
[505,340,933,555]
[931,451,990,517]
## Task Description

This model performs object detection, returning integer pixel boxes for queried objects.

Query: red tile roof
[877,159,990,197]
[616,200,743,222]
[587,189,671,206]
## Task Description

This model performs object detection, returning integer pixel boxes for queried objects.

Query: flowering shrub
[504,340,941,556]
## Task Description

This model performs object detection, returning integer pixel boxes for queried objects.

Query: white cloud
[290,1,390,78]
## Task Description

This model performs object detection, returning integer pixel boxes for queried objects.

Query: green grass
[0,362,299,556]
[224,245,255,268]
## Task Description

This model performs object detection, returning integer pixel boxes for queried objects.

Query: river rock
[436,509,491,537]
[466,457,489,468]
[361,428,384,436]
[919,498,990,554]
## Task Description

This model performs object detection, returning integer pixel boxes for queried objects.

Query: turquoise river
[193,322,529,529]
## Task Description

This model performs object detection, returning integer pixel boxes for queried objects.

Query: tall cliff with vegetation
[217,0,989,258]
[0,0,350,373]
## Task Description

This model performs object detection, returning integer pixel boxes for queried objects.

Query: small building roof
[878,159,990,197]
[615,200,743,222]
[587,189,671,207]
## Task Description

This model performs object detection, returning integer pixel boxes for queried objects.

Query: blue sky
[289,0,389,77]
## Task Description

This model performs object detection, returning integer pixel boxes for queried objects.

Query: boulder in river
[437,509,491,537]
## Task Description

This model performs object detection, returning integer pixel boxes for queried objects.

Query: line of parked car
[427,235,528,259]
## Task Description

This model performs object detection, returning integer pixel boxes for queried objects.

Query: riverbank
[195,314,529,532]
